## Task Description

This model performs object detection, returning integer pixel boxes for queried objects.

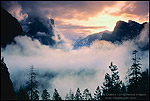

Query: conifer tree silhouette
[101,62,123,98]
[41,89,50,100]
[52,89,61,100]
[74,88,82,100]
[127,50,142,93]
[26,65,39,100]
[94,86,101,100]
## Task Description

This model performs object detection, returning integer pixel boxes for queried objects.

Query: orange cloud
[57,24,107,30]
[2,1,149,39]
[2,1,119,20]
[104,1,149,23]
[2,1,148,22]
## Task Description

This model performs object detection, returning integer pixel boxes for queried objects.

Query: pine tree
[65,89,74,100]
[52,89,61,100]
[82,88,92,100]
[74,88,82,100]
[120,83,126,93]
[109,62,122,93]
[68,89,74,100]
[26,65,39,100]
[127,50,142,93]
[101,73,112,95]
[101,62,122,96]
[94,86,101,100]
[138,69,149,100]
[41,89,50,100]
[17,87,29,100]
[32,89,39,100]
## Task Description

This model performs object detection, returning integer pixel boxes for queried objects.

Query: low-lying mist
[1,24,149,99]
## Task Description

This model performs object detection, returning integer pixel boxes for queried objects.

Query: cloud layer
[1,27,149,99]
[105,1,149,22]
[2,1,148,21]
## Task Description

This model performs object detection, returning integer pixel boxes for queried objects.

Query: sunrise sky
[1,1,149,98]
[2,1,149,39]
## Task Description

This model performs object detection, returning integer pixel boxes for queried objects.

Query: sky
[1,1,149,39]
[1,1,149,99]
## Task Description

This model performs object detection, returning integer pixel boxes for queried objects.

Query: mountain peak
[128,20,137,23]
[114,20,128,30]
[73,19,147,49]
[1,7,23,47]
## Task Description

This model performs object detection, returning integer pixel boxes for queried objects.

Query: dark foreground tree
[41,89,50,100]
[94,86,101,100]
[26,65,39,100]
[101,73,112,97]
[32,89,39,100]
[69,89,74,100]
[120,83,126,93]
[74,88,82,100]
[65,89,74,100]
[52,89,61,100]
[127,50,142,93]
[101,62,124,99]
[127,50,149,100]
[138,69,149,100]
[17,87,29,100]
[82,88,92,100]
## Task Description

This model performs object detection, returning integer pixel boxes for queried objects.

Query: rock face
[1,7,56,47]
[21,16,56,46]
[73,20,147,49]
[1,58,17,100]
[102,20,145,42]
[1,7,18,100]
[1,7,23,47]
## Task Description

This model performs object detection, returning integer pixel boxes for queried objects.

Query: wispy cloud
[57,24,107,30]
[104,1,149,22]
[2,1,148,21]
[1,24,149,98]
